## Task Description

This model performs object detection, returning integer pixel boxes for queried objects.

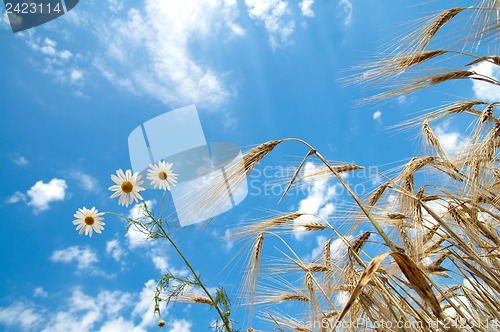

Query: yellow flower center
[84,215,95,226]
[121,181,134,193]
[158,171,168,181]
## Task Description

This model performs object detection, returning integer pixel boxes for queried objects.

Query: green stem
[160,189,167,224]
[105,210,232,331]
[155,220,232,332]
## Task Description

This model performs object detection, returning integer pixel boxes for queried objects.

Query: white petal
[118,193,126,206]
[109,185,121,191]
[111,174,122,184]
[117,169,125,179]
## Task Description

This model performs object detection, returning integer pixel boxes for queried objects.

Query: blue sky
[2,1,500,331]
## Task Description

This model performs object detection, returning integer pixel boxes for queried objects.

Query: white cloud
[78,173,98,192]
[150,241,188,275]
[68,170,99,193]
[132,279,158,329]
[0,284,185,332]
[151,250,188,276]
[373,110,382,121]
[0,12,9,29]
[34,287,49,298]
[126,200,156,248]
[106,0,125,13]
[299,0,314,17]
[307,235,327,261]
[0,302,43,330]
[41,289,119,332]
[420,200,448,229]
[95,0,241,107]
[336,291,350,307]
[51,246,99,270]
[41,287,146,332]
[106,239,125,262]
[41,44,57,56]
[168,319,193,332]
[27,178,67,213]
[152,256,169,271]
[245,0,295,49]
[435,124,468,154]
[471,61,500,102]
[294,162,340,239]
[6,191,26,204]
[128,200,156,220]
[319,202,335,218]
[98,317,145,332]
[70,69,83,82]
[8,178,67,212]
[223,228,234,251]
[44,38,56,47]
[126,225,149,248]
[59,50,73,60]
[12,153,28,166]
[306,234,353,262]
[397,95,407,105]
[338,0,353,27]
[25,36,83,86]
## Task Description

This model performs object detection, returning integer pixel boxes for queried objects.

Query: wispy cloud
[0,283,170,332]
[0,302,43,331]
[24,36,85,89]
[51,245,99,270]
[11,153,28,166]
[94,0,242,107]
[106,239,125,262]
[33,287,49,298]
[6,191,26,204]
[67,170,100,193]
[151,247,188,276]
[338,0,353,27]
[245,0,295,49]
[0,12,9,29]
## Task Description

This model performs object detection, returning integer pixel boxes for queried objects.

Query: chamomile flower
[73,207,105,237]
[109,169,145,207]
[147,161,178,191]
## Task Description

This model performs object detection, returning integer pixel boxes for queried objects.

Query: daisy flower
[147,161,178,191]
[73,207,105,237]
[109,169,145,207]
